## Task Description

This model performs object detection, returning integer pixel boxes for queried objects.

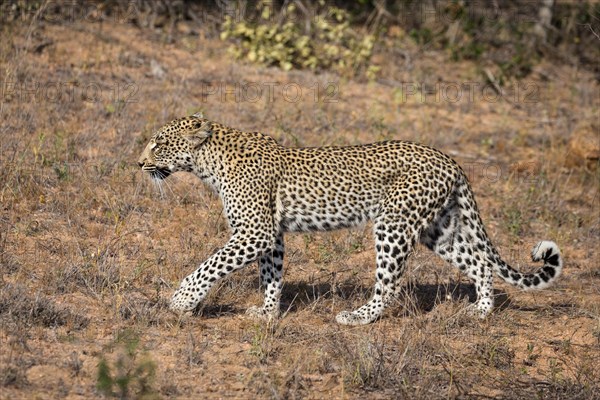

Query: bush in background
[220,1,379,79]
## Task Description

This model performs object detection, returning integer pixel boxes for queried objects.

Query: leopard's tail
[489,241,563,290]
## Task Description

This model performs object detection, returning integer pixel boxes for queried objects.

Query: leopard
[137,113,563,325]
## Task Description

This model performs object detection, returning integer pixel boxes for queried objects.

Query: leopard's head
[137,113,212,180]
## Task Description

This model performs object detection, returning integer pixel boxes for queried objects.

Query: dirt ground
[1,14,599,400]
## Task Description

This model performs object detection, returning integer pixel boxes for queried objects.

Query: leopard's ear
[192,111,204,118]
[184,120,212,148]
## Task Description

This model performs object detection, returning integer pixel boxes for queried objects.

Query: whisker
[159,174,177,198]
[159,180,166,199]
[133,169,145,198]
[152,177,165,199]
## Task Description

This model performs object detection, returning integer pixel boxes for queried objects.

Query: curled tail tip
[531,240,561,267]
[523,240,563,290]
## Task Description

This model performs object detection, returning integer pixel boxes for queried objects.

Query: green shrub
[96,330,159,399]
[220,2,378,79]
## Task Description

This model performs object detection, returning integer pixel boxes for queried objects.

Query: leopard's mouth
[147,167,172,180]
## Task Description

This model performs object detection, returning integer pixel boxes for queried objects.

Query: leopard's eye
[155,135,167,145]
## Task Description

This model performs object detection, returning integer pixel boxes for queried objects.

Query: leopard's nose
[137,161,145,168]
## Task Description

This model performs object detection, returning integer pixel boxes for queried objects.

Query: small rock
[176,21,196,35]
[150,59,166,79]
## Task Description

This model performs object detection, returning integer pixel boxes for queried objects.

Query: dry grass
[1,12,599,400]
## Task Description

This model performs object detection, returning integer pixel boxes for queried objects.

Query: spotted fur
[137,114,563,325]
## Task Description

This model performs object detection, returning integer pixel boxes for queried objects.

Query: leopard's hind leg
[421,178,494,317]
[336,173,449,325]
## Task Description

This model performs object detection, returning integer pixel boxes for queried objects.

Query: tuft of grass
[248,322,279,365]
[0,283,88,329]
[0,365,28,388]
[473,339,515,370]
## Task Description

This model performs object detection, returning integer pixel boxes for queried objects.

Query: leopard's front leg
[169,233,275,313]
[246,233,284,320]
